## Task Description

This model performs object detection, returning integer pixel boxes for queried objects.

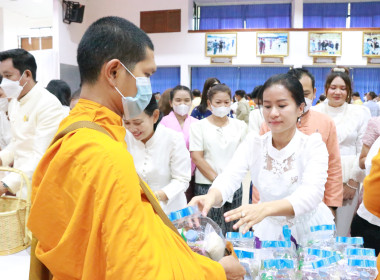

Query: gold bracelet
[346,182,358,190]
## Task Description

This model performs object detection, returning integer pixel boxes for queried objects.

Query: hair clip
[333,68,346,73]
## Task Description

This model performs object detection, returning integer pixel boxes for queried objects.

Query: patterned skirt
[194,183,243,235]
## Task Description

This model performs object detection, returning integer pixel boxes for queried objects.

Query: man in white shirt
[0,49,64,196]
[364,91,379,117]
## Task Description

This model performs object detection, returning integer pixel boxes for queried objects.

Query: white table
[0,247,30,280]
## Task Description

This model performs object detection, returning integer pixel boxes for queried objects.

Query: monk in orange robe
[27,16,245,280]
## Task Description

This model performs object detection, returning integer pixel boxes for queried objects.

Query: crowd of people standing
[0,16,379,280]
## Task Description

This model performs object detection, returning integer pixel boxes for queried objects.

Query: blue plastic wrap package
[344,259,378,280]
[259,259,296,280]
[307,225,336,249]
[225,231,255,249]
[345,248,376,259]
[334,237,364,254]
[168,206,226,261]
[235,250,260,280]
[301,254,345,279]
[260,240,297,262]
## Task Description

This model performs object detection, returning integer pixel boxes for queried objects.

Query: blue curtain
[199,4,291,30]
[191,66,288,95]
[303,3,348,28]
[305,67,331,105]
[351,2,380,28]
[239,67,288,93]
[191,67,240,93]
[150,67,180,94]
[245,4,291,29]
[352,68,380,98]
[199,5,244,30]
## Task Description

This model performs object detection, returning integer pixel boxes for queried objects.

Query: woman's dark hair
[235,90,246,98]
[319,94,326,101]
[251,85,263,101]
[144,95,162,131]
[170,85,193,101]
[46,79,71,106]
[258,74,305,107]
[324,67,352,103]
[207,84,231,101]
[368,91,377,100]
[198,77,220,113]
[158,88,172,116]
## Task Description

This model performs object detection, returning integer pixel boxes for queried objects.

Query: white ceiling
[0,0,53,19]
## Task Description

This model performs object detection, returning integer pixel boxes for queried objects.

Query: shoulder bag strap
[49,121,180,236]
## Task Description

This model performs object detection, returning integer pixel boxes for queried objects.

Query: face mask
[0,72,27,99]
[173,104,190,116]
[0,98,8,112]
[304,98,313,113]
[211,105,230,118]
[114,63,152,120]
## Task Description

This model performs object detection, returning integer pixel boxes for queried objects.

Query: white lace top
[313,103,371,183]
[211,130,334,241]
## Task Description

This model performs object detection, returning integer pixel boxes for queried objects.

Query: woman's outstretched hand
[224,204,268,234]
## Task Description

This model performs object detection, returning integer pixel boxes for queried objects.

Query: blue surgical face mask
[114,62,152,120]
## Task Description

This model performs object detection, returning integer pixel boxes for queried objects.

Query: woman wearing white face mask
[160,85,198,202]
[124,96,191,214]
[189,84,247,234]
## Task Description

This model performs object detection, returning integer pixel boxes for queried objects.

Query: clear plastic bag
[344,259,378,280]
[334,237,364,254]
[301,254,344,280]
[307,225,336,249]
[168,206,226,261]
[259,259,296,280]
[235,250,259,280]
[225,231,255,249]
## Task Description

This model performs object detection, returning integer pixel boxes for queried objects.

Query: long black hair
[197,77,220,113]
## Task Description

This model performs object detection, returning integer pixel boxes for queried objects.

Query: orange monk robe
[27,99,226,280]
[362,152,380,279]
[259,109,343,207]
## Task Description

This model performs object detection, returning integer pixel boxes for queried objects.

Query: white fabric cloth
[62,105,70,117]
[248,108,265,135]
[364,100,379,117]
[313,102,371,236]
[313,102,370,183]
[189,118,247,184]
[125,124,191,214]
[211,130,334,244]
[0,83,64,194]
[0,111,11,149]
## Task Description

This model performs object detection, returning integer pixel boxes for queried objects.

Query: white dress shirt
[0,111,11,149]
[0,83,64,193]
[210,130,334,243]
[248,108,264,135]
[189,117,247,184]
[125,124,191,214]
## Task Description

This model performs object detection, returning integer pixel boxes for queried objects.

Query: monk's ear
[103,59,123,88]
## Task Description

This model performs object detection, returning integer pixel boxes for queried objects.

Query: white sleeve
[2,101,64,193]
[189,121,203,152]
[161,133,191,201]
[211,133,257,206]
[0,140,15,167]
[350,107,371,183]
[285,134,328,216]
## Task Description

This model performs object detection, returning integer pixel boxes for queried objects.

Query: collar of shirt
[18,83,40,105]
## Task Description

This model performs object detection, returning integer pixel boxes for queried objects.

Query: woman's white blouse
[125,124,191,214]
[189,118,247,184]
[313,103,371,182]
[212,130,328,217]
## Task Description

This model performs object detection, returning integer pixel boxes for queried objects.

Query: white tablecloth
[0,247,30,280]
